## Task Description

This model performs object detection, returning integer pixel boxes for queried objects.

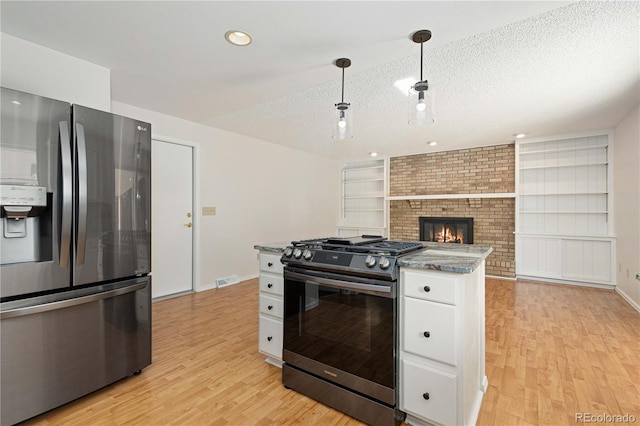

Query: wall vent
[215,275,239,288]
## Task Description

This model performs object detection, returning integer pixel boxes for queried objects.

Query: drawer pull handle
[267,336,273,342]
[423,392,430,400]
[267,283,273,288]
[268,305,273,310]
[268,262,273,267]
[423,285,431,292]
[423,331,431,338]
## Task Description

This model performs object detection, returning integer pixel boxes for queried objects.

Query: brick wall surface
[389,144,516,278]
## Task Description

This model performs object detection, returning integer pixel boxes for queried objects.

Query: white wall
[613,104,640,310]
[111,101,341,289]
[1,33,110,110]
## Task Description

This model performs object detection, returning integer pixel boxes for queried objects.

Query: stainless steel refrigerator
[0,87,152,425]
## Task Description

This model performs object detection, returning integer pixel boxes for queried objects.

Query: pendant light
[333,58,353,140]
[408,30,434,126]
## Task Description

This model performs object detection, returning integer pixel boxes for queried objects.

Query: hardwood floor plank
[20,277,639,425]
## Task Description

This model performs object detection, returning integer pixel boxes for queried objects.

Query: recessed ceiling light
[369,152,378,157]
[428,141,438,146]
[225,30,252,46]
[514,133,526,139]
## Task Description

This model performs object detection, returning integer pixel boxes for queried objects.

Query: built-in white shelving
[515,131,615,287]
[338,159,387,236]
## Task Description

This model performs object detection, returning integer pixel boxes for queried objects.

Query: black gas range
[281,235,424,281]
[280,236,424,426]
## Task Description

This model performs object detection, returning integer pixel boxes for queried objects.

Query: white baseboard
[615,287,640,313]
[486,274,516,281]
[516,275,615,290]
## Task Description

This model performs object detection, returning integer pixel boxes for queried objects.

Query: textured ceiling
[2,1,638,161]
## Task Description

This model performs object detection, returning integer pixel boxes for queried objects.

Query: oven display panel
[312,251,353,266]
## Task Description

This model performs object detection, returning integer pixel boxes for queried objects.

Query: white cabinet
[257,252,284,367]
[339,159,387,236]
[399,265,487,426]
[516,132,615,287]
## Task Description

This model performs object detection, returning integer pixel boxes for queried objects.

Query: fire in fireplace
[420,217,474,244]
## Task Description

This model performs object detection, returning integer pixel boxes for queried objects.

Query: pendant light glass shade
[332,58,353,140]
[409,30,434,126]
[408,80,434,126]
[333,102,353,140]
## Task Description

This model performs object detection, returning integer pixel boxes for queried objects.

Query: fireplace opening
[420,217,474,244]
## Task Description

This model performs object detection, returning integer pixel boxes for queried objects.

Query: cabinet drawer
[259,273,284,296]
[259,294,283,318]
[259,253,284,274]
[401,359,456,426]
[402,269,459,305]
[259,315,283,360]
[403,297,456,365]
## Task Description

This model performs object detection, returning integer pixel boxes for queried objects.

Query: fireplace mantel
[386,193,515,201]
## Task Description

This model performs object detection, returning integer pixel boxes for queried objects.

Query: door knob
[185,222,192,228]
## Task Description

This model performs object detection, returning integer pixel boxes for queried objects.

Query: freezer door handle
[0,281,147,319]
[59,121,72,267]
[75,123,88,266]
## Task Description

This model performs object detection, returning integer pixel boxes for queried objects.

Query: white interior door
[151,140,193,298]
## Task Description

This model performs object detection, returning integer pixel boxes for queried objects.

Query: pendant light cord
[341,67,345,103]
[420,41,424,81]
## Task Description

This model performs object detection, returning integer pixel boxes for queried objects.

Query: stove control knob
[284,248,293,258]
[365,255,377,268]
[293,248,302,259]
[379,257,391,270]
[303,249,312,260]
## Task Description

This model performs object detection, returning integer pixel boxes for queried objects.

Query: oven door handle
[285,270,392,297]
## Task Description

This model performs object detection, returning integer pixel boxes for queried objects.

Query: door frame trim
[152,134,201,293]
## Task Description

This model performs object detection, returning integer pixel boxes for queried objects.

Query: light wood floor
[23,277,639,425]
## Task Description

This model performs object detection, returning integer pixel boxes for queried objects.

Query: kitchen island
[254,240,492,426]
[397,242,491,426]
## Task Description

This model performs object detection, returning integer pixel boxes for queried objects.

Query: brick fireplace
[389,144,515,278]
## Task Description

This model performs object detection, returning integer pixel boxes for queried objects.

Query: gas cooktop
[282,236,424,280]
[291,235,424,255]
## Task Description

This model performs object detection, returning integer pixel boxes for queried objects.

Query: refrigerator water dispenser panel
[0,185,47,211]
[1,185,50,264]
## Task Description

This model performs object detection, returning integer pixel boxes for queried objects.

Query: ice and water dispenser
[0,184,51,265]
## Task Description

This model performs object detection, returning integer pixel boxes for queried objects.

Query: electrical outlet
[202,206,216,216]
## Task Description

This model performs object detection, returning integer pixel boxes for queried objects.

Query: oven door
[283,266,397,406]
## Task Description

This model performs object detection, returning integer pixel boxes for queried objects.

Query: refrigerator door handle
[0,281,147,319]
[75,123,88,266]
[59,121,72,267]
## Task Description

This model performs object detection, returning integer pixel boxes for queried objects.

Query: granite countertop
[253,241,289,253]
[397,242,493,274]
[255,240,492,274]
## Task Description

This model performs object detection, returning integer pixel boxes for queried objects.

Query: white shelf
[519,144,608,155]
[343,193,384,199]
[520,211,608,214]
[520,192,608,196]
[343,178,384,183]
[519,161,608,170]
[343,165,385,171]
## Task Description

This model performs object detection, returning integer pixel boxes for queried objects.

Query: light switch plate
[202,206,216,216]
